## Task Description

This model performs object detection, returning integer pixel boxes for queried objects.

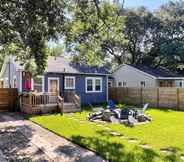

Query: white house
[0,56,24,90]
[111,64,184,88]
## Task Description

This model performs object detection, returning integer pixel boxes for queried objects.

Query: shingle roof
[46,56,109,75]
[129,64,182,78]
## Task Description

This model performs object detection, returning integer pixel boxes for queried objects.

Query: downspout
[106,75,109,102]
[8,58,11,88]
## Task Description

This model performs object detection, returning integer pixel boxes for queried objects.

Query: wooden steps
[63,102,81,113]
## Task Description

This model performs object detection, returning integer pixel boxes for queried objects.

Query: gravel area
[0,113,106,162]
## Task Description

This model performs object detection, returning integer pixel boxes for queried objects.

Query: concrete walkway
[0,113,106,162]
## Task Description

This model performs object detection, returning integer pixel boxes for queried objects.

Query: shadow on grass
[71,135,161,162]
[71,134,182,162]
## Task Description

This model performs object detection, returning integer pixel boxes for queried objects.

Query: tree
[153,0,184,72]
[0,0,66,73]
[65,0,184,73]
[49,44,64,57]
[65,1,126,69]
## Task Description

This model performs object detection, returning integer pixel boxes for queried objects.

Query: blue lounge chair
[107,100,116,110]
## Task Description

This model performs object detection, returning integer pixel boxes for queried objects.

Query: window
[108,81,113,88]
[123,82,127,87]
[179,82,183,87]
[140,81,145,87]
[34,76,44,92]
[159,81,164,87]
[86,77,102,93]
[65,76,75,89]
[118,82,122,87]
[87,79,93,91]
[4,78,9,88]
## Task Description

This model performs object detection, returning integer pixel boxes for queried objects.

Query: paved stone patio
[0,113,106,162]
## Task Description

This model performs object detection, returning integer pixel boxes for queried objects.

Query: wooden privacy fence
[109,87,184,111]
[0,88,18,112]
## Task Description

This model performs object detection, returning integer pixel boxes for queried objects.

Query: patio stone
[128,138,138,143]
[103,127,111,131]
[110,132,121,136]
[120,136,128,139]
[79,121,85,124]
[139,144,151,149]
[181,155,184,161]
[160,148,175,155]
[96,124,103,127]
[95,120,106,124]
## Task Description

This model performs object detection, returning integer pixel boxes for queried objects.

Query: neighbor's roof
[46,56,109,75]
[128,64,182,78]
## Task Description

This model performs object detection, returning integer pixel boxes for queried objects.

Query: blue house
[0,56,109,105]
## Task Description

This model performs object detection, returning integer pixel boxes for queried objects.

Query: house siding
[0,60,21,89]
[44,73,107,105]
[112,65,157,88]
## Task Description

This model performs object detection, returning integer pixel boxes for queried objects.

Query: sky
[124,0,174,11]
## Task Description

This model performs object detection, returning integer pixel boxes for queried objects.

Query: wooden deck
[20,92,81,114]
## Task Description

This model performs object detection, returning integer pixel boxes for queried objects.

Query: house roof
[0,56,109,77]
[128,64,182,78]
[45,56,109,75]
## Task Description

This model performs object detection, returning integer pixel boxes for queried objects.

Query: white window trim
[85,77,102,93]
[32,76,45,92]
[48,77,60,93]
[64,76,75,89]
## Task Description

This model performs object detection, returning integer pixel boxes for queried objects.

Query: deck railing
[22,92,59,106]
[21,92,64,113]
[64,91,81,108]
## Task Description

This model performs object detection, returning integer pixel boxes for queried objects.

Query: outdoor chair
[107,100,116,110]
[136,103,149,116]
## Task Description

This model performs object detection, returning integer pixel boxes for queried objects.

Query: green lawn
[29,108,184,162]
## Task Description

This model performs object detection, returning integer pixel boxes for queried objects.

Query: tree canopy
[65,0,184,73]
[0,0,184,74]
[0,0,66,73]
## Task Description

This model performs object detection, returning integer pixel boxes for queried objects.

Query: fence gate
[0,88,18,112]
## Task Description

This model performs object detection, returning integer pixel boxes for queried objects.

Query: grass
[29,108,184,162]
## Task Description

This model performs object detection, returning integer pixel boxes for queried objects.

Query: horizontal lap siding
[44,73,107,105]
[75,75,107,105]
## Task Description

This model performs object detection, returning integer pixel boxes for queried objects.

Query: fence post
[157,88,160,108]
[140,87,143,106]
[177,88,180,110]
